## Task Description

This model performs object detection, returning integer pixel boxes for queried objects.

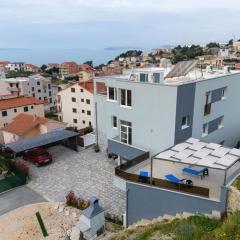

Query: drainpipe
[150,155,153,185]
[95,102,99,145]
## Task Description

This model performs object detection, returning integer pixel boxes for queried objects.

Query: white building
[57,80,105,130]
[6,62,25,72]
[0,74,56,112]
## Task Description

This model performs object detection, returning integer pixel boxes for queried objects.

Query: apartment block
[6,62,25,72]
[0,74,56,111]
[60,61,79,78]
[57,80,105,130]
[78,64,95,82]
[94,66,240,158]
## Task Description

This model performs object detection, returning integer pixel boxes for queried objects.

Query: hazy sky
[0,0,240,49]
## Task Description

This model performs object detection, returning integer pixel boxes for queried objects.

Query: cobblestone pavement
[22,145,126,216]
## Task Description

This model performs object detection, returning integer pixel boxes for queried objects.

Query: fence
[0,163,28,193]
[116,167,209,198]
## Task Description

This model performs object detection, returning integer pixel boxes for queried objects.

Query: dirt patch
[0,202,80,240]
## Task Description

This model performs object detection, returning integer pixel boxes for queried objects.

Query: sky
[0,0,240,49]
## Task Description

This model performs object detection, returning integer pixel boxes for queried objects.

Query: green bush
[36,212,48,237]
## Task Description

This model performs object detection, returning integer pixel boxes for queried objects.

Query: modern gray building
[94,65,240,225]
[94,66,240,160]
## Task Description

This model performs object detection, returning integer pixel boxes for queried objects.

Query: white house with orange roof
[78,64,95,82]
[57,80,106,130]
[2,113,66,144]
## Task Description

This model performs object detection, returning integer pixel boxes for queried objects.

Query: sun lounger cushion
[165,174,181,184]
[182,167,208,176]
[140,171,149,177]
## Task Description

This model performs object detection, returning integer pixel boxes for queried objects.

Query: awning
[108,139,149,161]
[6,130,79,153]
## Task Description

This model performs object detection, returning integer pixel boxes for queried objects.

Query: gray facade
[126,182,228,226]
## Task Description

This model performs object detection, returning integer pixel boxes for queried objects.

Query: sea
[0,47,152,67]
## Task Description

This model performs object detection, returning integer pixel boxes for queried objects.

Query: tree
[40,64,47,72]
[83,60,93,67]
[206,42,220,49]
[228,39,234,46]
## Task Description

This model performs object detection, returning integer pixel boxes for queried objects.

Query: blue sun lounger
[165,174,184,184]
[140,171,149,177]
[182,167,208,179]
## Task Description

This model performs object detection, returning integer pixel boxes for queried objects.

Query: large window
[139,73,148,83]
[71,88,75,93]
[72,97,76,102]
[181,115,189,129]
[120,89,132,107]
[24,106,29,112]
[108,87,117,101]
[202,123,208,136]
[2,111,7,117]
[120,120,132,145]
[72,108,77,113]
[112,116,117,128]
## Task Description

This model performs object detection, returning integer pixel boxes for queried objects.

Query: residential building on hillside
[0,61,10,71]
[60,61,79,78]
[6,62,25,72]
[78,64,95,82]
[0,74,57,111]
[24,64,39,73]
[47,63,60,69]
[0,95,45,129]
[101,66,123,76]
[2,113,66,144]
[94,65,240,160]
[117,138,240,225]
[233,41,240,51]
[57,80,105,130]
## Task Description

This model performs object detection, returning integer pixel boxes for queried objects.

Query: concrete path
[0,186,46,216]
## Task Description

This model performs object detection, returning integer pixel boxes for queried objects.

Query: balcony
[7,86,20,92]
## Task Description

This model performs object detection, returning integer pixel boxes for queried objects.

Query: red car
[23,148,52,166]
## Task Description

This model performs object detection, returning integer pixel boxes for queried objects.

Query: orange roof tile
[2,113,48,135]
[0,96,44,111]
[79,79,106,94]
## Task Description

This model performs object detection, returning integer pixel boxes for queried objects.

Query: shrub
[14,161,29,174]
[65,191,89,210]
[105,212,123,225]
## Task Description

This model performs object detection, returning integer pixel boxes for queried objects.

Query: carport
[6,130,80,156]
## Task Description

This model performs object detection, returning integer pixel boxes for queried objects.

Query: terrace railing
[115,167,209,198]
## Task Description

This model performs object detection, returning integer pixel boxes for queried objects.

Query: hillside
[105,211,240,240]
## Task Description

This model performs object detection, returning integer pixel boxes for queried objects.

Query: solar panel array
[155,138,240,170]
[165,60,199,78]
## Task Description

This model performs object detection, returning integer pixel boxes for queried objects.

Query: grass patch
[45,112,58,121]
[232,177,240,190]
[36,212,48,237]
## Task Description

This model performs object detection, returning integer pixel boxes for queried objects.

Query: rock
[70,227,80,240]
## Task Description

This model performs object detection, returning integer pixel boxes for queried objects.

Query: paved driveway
[0,186,46,216]
[24,145,125,216]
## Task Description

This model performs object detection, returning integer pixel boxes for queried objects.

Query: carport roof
[6,130,79,153]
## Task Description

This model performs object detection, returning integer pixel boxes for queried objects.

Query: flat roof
[6,130,79,153]
[155,138,240,170]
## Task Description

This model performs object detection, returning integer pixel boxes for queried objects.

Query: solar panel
[172,142,191,152]
[207,143,221,150]
[211,147,230,158]
[186,138,200,144]
[229,148,240,157]
[197,155,219,167]
[174,149,195,160]
[165,60,199,78]
[155,150,178,159]
[181,156,200,164]
[216,154,239,167]
[189,141,208,151]
[193,148,212,159]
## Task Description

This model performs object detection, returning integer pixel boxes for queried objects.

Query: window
[49,98,52,103]
[120,89,132,107]
[120,120,132,145]
[31,106,34,109]
[73,119,78,123]
[204,92,212,116]
[32,87,34,91]
[108,87,117,101]
[218,116,224,129]
[181,116,189,129]
[86,99,90,104]
[72,97,76,102]
[38,89,41,93]
[221,87,227,100]
[71,88,75,93]
[202,123,208,136]
[37,81,40,85]
[112,116,117,128]
[139,73,148,82]
[24,106,29,112]
[72,108,77,113]
[48,84,51,89]
[80,89,84,92]
[87,110,91,115]
[206,91,211,104]
[89,121,92,126]
[39,97,42,100]
[83,120,85,124]
[82,110,85,113]
[14,109,17,113]
[81,99,84,102]
[10,83,13,87]
[49,91,51,97]
[2,111,7,117]
[32,93,35,97]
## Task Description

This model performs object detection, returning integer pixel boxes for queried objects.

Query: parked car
[23,148,52,166]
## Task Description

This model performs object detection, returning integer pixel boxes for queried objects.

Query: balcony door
[120,120,132,145]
